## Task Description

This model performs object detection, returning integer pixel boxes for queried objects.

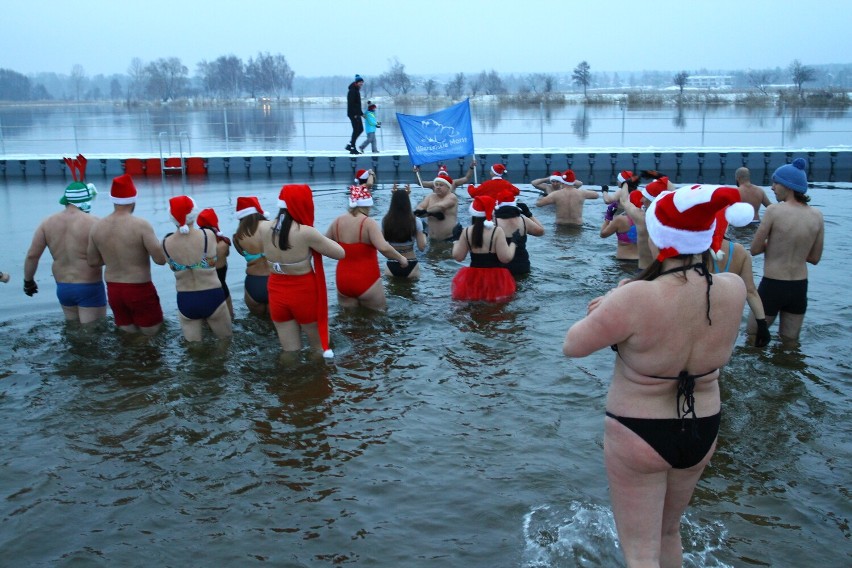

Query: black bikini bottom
[387,260,418,278]
[605,411,721,469]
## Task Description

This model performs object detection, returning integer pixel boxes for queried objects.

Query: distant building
[685,75,733,89]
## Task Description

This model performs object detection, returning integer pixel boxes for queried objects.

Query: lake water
[0,173,848,567]
[1,101,850,158]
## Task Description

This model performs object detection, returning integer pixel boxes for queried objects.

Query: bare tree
[144,57,188,101]
[199,55,244,99]
[572,61,591,100]
[377,58,413,96]
[423,78,437,97]
[70,64,86,101]
[789,59,816,100]
[445,73,465,99]
[475,70,506,95]
[245,52,294,100]
[746,70,773,96]
[527,73,556,95]
[127,57,146,103]
[673,71,689,98]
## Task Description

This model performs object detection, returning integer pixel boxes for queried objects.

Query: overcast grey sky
[3,0,850,78]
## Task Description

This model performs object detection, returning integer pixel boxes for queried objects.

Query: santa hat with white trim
[490,163,507,178]
[562,170,576,184]
[354,169,371,183]
[630,176,671,208]
[645,184,753,262]
[196,208,223,236]
[110,174,138,205]
[549,171,563,184]
[236,196,268,219]
[617,170,634,185]
[495,189,517,208]
[169,195,198,234]
[434,172,453,188]
[469,195,496,227]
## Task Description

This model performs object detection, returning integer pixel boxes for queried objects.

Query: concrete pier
[1,150,849,185]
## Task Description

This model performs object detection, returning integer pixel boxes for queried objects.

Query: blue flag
[396,99,474,166]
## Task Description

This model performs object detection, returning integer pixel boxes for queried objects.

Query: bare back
[751,201,824,280]
[89,208,165,283]
[738,182,770,221]
[27,207,102,283]
[536,187,597,225]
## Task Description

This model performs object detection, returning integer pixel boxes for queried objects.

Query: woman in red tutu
[451,195,520,302]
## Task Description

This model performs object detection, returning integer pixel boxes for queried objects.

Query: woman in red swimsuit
[563,185,751,567]
[326,172,409,311]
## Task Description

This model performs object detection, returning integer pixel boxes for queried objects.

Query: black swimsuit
[607,262,721,469]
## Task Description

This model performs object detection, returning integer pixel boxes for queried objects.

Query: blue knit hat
[354,74,364,82]
[772,158,808,193]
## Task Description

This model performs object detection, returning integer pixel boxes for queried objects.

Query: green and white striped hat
[59,181,97,209]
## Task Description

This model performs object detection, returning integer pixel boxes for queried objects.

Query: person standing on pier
[749,158,824,343]
[345,74,365,154]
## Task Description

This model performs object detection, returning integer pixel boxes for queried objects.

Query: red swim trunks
[268,273,319,324]
[106,281,164,328]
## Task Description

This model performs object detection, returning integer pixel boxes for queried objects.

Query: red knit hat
[646,185,753,262]
[490,163,506,178]
[469,195,496,227]
[110,174,137,205]
[169,195,197,234]
[236,196,266,219]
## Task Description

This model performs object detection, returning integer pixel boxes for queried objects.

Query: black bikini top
[610,261,716,426]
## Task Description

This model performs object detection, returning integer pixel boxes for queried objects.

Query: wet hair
[382,190,416,243]
[271,208,294,250]
[793,191,810,204]
[470,217,485,249]
[235,212,264,241]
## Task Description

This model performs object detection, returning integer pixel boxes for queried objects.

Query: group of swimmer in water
[13,152,824,568]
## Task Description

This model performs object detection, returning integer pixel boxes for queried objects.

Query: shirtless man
[749,158,824,342]
[414,160,476,190]
[535,173,599,225]
[87,174,167,335]
[415,175,460,241]
[531,170,582,195]
[735,167,771,222]
[23,179,106,324]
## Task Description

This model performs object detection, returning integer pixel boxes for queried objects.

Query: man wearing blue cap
[749,158,824,343]
[345,74,365,154]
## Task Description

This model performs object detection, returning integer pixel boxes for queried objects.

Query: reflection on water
[0,177,849,566]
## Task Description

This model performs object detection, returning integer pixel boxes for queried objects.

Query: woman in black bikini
[381,184,426,280]
[563,185,751,567]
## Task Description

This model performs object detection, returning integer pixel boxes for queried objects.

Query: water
[0,174,849,567]
[1,102,850,158]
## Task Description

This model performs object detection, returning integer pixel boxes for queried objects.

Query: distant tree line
[1,56,849,104]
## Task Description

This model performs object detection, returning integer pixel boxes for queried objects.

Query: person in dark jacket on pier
[346,74,365,154]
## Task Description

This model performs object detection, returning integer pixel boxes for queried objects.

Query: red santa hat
[549,171,563,184]
[617,170,634,185]
[469,195,496,227]
[110,174,138,205]
[196,208,223,236]
[349,184,374,208]
[169,195,198,234]
[645,184,754,262]
[355,169,371,182]
[236,196,267,219]
[434,172,453,188]
[495,189,517,208]
[562,169,577,183]
[490,163,507,178]
[437,165,449,173]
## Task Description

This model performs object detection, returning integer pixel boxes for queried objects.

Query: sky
[2,0,851,79]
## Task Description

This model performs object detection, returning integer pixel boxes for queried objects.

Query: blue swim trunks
[56,282,107,308]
